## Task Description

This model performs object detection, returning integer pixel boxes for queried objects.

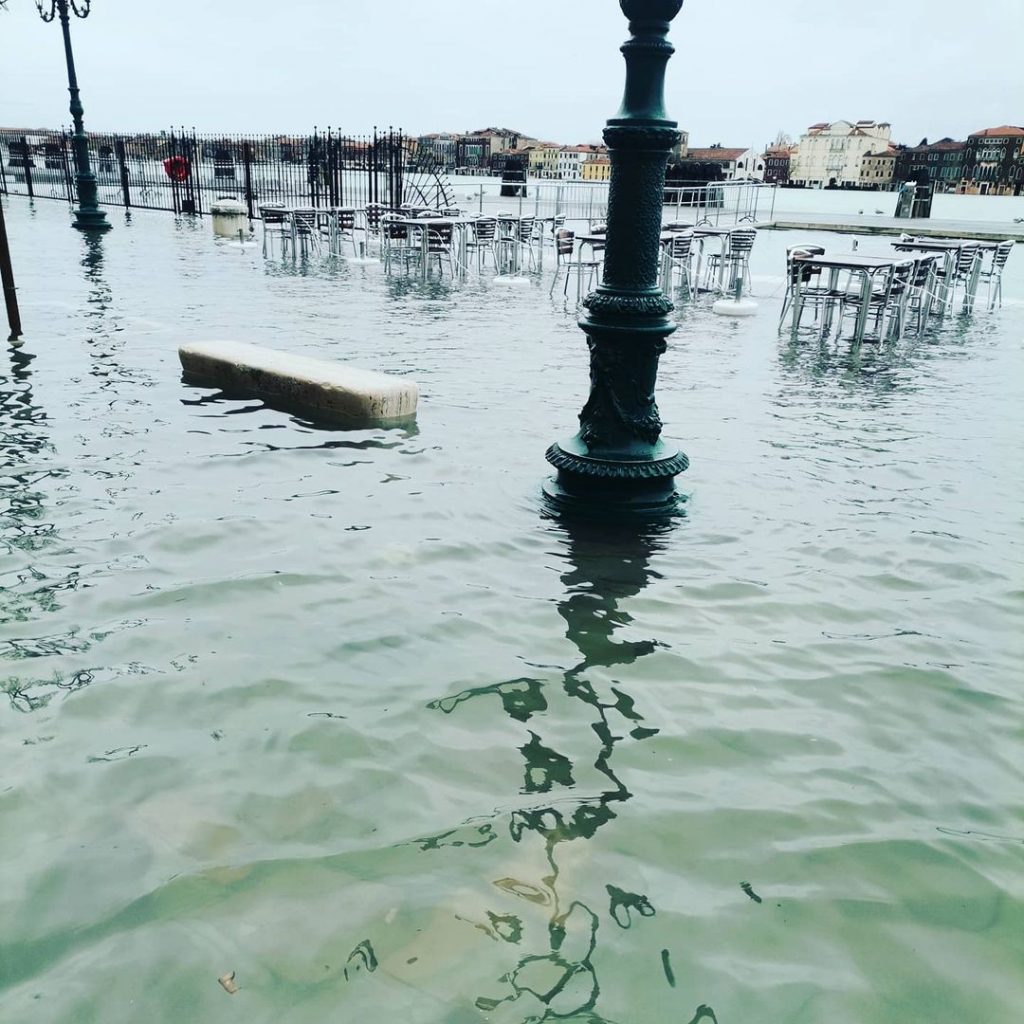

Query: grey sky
[3,0,1021,148]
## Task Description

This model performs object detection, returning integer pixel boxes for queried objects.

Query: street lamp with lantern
[35,0,111,232]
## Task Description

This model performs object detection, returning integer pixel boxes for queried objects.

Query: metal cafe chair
[467,216,498,270]
[705,227,757,294]
[935,243,980,313]
[361,202,387,253]
[516,216,539,270]
[381,215,414,274]
[978,240,1014,309]
[548,214,567,247]
[324,207,357,257]
[552,229,602,302]
[258,202,289,256]
[837,260,913,343]
[425,223,457,277]
[896,254,942,336]
[778,243,829,334]
[581,226,607,276]
[495,213,523,274]
[662,232,694,297]
[287,208,321,258]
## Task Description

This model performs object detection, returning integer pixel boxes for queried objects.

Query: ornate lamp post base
[543,438,688,519]
[72,197,111,232]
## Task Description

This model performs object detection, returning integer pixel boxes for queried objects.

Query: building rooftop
[687,147,748,161]
[969,125,1024,138]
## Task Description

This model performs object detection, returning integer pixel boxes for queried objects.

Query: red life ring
[163,155,190,182]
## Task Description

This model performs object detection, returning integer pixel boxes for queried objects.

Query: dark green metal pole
[52,0,110,232]
[544,0,688,519]
[0,198,23,342]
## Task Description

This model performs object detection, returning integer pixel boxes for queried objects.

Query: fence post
[183,128,198,215]
[242,140,254,220]
[115,137,131,208]
[397,129,404,208]
[20,136,34,200]
[372,128,380,207]
[0,197,22,343]
[56,130,72,204]
[170,130,182,214]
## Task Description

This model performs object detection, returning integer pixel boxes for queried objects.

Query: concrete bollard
[210,197,249,239]
[179,340,418,427]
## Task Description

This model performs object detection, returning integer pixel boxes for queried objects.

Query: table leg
[790,266,803,334]
[964,253,981,313]
[854,270,871,344]
[938,251,954,314]
[715,237,729,294]
[421,226,428,283]
[821,267,840,337]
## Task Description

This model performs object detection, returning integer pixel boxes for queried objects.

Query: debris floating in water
[661,948,676,987]
[218,971,239,995]
[740,881,763,903]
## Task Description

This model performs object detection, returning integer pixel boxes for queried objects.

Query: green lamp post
[544,0,687,518]
[36,0,111,232]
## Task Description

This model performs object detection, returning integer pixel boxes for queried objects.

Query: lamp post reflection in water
[35,0,111,233]
[428,521,717,1022]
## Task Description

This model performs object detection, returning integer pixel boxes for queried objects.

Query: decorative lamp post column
[544,0,687,518]
[36,0,111,232]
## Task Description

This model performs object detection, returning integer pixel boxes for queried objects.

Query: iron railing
[0,127,455,217]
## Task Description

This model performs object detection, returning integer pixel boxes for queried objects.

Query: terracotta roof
[969,126,1024,138]
[687,147,747,161]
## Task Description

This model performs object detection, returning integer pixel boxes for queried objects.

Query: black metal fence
[0,127,455,217]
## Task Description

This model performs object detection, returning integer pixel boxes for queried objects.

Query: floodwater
[1,196,1022,1024]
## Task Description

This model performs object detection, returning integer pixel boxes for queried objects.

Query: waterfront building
[467,127,532,160]
[894,138,965,192]
[860,145,899,189]
[762,145,792,184]
[524,143,560,178]
[685,145,761,181]
[415,132,458,170]
[553,144,605,181]
[455,134,491,172]
[581,155,611,181]
[789,120,892,187]
[959,126,1024,195]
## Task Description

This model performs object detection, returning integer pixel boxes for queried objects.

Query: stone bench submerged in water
[178,341,418,427]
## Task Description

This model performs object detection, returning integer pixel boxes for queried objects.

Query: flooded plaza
[1,194,1022,1023]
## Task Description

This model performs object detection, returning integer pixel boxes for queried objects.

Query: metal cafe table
[892,237,998,312]
[393,217,470,282]
[790,252,914,343]
[691,226,734,294]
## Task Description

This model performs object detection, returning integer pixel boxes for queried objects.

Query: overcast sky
[2,0,1021,148]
